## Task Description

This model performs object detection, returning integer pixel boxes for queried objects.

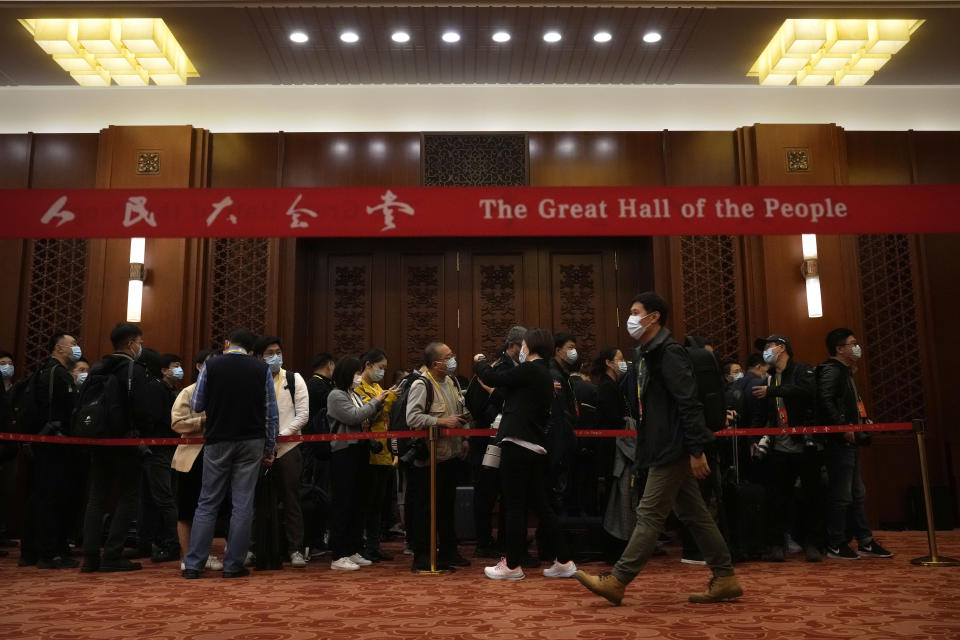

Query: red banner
[1,185,958,238]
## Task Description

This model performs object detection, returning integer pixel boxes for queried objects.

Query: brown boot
[575,570,627,606]
[688,575,743,604]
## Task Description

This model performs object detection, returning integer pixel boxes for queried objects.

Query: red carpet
[2,530,959,640]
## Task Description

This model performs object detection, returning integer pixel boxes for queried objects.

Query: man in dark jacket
[818,328,892,560]
[547,332,580,514]
[21,331,82,569]
[81,322,152,573]
[183,329,279,579]
[302,352,335,557]
[752,333,822,563]
[576,292,742,605]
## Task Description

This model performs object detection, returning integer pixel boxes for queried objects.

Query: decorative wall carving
[423,134,527,186]
[208,238,269,347]
[478,263,520,358]
[679,235,741,364]
[23,239,88,372]
[786,148,810,173]
[136,151,160,175]
[330,263,370,358]
[557,262,598,367]
[404,262,442,371]
[858,234,925,422]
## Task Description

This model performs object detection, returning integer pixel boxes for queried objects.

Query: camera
[368,438,384,455]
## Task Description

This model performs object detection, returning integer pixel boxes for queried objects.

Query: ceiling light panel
[748,18,922,87]
[20,18,198,86]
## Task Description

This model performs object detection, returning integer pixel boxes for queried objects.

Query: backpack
[73,359,134,439]
[304,374,332,460]
[4,367,56,435]
[390,373,433,462]
[685,345,727,432]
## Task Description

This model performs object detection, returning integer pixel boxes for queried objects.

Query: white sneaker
[484,557,525,581]
[290,551,307,568]
[180,562,186,571]
[205,555,223,571]
[785,534,803,555]
[244,551,256,567]
[331,556,360,571]
[349,553,372,566]
[542,559,577,578]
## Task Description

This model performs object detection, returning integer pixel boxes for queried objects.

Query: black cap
[754,334,791,353]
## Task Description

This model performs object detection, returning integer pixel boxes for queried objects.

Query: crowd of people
[0,289,892,604]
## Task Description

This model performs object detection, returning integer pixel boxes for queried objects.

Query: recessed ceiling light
[289,31,308,44]
[492,31,511,43]
[442,31,461,43]
[391,31,410,43]
[593,31,612,43]
[543,31,562,43]
[340,31,359,44]
[643,31,662,44]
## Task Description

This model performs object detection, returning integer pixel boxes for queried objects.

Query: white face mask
[445,357,457,375]
[75,372,88,385]
[850,345,862,360]
[371,367,385,382]
[564,348,578,365]
[732,372,744,381]
[762,347,779,365]
[352,375,363,389]
[0,364,13,378]
[518,348,527,363]
[616,361,628,375]
[627,313,652,340]
[70,345,82,362]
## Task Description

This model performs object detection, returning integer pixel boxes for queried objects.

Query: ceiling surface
[1,2,958,86]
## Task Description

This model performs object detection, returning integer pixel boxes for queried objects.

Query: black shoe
[473,546,501,559]
[99,558,142,572]
[439,553,471,568]
[182,568,202,579]
[521,555,540,569]
[0,537,19,548]
[0,550,7,558]
[858,540,893,558]
[37,557,62,569]
[80,557,100,573]
[122,547,151,560]
[359,550,381,564]
[48,556,79,569]
[827,543,860,560]
[804,545,822,563]
[223,567,250,578]
[151,549,178,563]
[762,546,786,563]
[17,553,38,567]
[367,548,394,562]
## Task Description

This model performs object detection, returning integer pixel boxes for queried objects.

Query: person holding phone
[404,342,472,572]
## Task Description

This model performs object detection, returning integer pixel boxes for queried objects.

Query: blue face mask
[75,372,88,385]
[518,348,527,363]
[265,354,283,373]
[445,357,457,375]
[70,345,82,362]
[0,364,13,378]
[762,348,778,365]
[171,367,184,380]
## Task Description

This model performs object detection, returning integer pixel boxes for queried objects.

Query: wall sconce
[127,237,145,323]
[801,234,823,318]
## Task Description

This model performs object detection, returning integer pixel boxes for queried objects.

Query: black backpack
[685,345,727,432]
[4,367,56,435]
[303,374,331,459]
[390,373,433,462]
[73,359,134,439]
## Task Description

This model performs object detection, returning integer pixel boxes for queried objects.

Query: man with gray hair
[465,326,527,558]
[405,341,471,572]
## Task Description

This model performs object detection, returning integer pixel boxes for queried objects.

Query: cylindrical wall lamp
[801,234,823,318]
[127,237,145,323]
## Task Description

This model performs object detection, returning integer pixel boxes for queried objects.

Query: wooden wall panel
[209,133,281,188]
[0,134,31,365]
[528,132,664,187]
[282,133,421,187]
[0,134,30,189]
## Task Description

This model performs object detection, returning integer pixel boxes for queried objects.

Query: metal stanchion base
[910,556,960,567]
[412,568,453,575]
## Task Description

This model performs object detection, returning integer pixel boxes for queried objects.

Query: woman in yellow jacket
[355,348,399,562]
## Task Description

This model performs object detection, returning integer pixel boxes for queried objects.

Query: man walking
[182,329,279,579]
[575,292,742,605]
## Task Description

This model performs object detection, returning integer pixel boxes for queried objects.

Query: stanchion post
[910,419,959,567]
[417,423,449,575]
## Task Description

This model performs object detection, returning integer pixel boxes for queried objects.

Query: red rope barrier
[0,422,912,446]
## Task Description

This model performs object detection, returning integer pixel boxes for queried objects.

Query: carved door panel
[457,247,539,375]
[322,254,374,360]
[385,250,460,373]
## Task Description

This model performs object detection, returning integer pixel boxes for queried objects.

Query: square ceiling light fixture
[748,19,922,86]
[19,18,198,86]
